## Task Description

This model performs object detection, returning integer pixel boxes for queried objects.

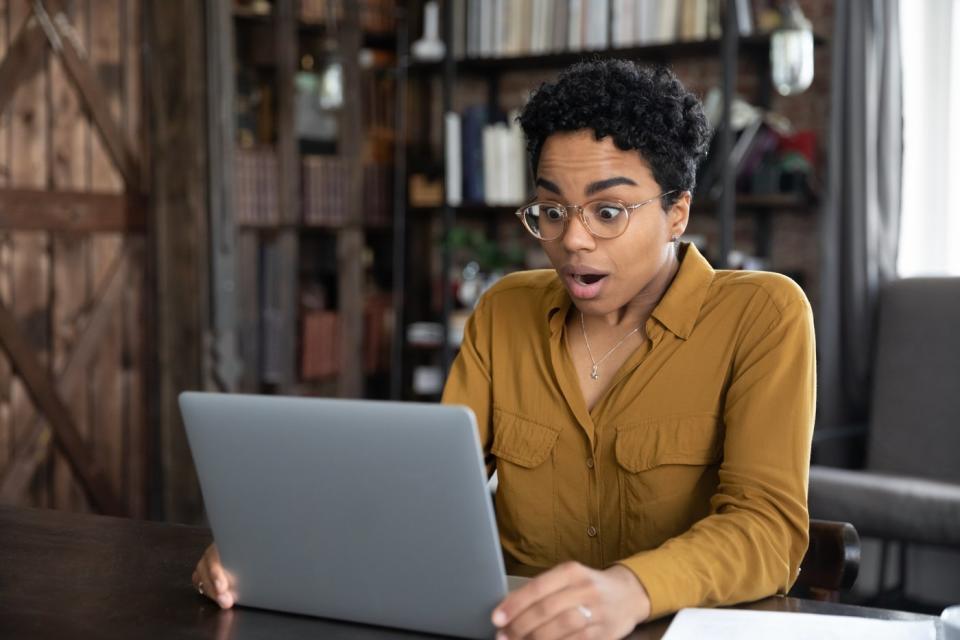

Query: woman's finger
[204,557,235,608]
[195,554,216,601]
[494,562,589,629]
[499,584,594,640]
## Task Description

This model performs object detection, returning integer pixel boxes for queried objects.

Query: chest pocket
[615,414,722,554]
[490,408,560,566]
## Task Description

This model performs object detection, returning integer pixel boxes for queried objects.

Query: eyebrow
[535,176,639,197]
[585,176,638,196]
[535,178,562,195]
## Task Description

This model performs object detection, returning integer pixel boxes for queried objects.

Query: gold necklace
[579,312,641,382]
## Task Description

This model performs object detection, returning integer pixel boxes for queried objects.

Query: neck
[594,244,682,331]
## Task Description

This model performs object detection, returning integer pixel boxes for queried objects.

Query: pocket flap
[615,414,721,473]
[491,409,560,468]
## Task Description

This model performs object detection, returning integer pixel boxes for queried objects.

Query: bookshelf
[409,34,824,75]
[392,0,825,400]
[228,0,398,398]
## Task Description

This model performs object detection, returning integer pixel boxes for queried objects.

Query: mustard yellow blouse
[441,243,816,620]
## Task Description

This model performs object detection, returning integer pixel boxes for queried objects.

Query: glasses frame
[515,189,679,241]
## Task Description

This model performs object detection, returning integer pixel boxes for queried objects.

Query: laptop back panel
[180,392,506,639]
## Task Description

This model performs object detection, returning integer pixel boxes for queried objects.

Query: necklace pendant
[590,364,599,381]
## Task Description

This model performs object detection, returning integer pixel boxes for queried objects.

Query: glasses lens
[522,203,566,240]
[583,201,629,238]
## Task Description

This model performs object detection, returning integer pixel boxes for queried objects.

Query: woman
[194,60,815,640]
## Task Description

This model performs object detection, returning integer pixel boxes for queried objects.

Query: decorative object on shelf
[446,228,525,283]
[412,365,444,395]
[235,0,272,16]
[295,70,340,142]
[412,1,445,61]
[697,91,818,202]
[770,0,815,96]
[300,0,340,24]
[447,309,471,348]
[406,322,445,348]
[455,261,485,308]
[408,173,443,207]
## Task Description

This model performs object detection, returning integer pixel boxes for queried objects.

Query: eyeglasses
[515,190,678,241]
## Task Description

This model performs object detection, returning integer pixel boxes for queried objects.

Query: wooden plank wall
[0,0,146,517]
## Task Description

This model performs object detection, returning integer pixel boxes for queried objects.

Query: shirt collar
[651,242,714,339]
[544,242,714,340]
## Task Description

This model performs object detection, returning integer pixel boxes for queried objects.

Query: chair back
[867,277,960,483]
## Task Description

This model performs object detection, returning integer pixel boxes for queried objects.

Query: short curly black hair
[518,60,710,208]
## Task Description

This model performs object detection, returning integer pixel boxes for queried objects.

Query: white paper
[662,608,937,640]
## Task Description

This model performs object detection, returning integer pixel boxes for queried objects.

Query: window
[898,0,960,276]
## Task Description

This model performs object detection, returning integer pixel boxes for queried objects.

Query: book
[467,0,480,56]
[658,0,681,42]
[451,0,466,59]
[234,148,279,225]
[482,123,500,204]
[444,112,463,206]
[301,310,340,380]
[480,0,492,56]
[735,0,754,35]
[461,105,488,203]
[568,0,583,51]
[553,0,569,52]
[584,0,609,50]
[613,0,635,47]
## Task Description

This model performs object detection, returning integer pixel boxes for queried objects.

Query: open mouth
[565,270,609,300]
[573,273,607,285]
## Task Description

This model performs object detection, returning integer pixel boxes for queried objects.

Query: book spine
[445,112,463,206]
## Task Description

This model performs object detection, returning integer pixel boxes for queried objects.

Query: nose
[560,208,596,253]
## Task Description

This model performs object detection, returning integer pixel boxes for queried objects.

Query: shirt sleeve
[616,288,816,620]
[441,295,496,478]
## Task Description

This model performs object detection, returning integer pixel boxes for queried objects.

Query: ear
[667,191,691,240]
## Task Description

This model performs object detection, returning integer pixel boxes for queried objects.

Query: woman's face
[534,129,689,317]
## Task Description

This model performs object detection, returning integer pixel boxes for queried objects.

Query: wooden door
[0,0,146,517]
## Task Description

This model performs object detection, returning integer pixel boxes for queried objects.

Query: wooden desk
[0,506,944,639]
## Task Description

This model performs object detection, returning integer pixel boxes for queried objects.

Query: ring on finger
[577,604,592,621]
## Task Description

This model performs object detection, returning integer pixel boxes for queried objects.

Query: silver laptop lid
[180,392,506,639]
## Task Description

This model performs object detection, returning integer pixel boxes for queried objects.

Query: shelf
[408,203,521,217]
[233,11,396,50]
[409,33,826,75]
[236,222,394,231]
[408,194,818,216]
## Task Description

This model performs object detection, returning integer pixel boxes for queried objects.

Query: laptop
[179,392,520,639]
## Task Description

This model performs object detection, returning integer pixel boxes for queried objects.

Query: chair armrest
[795,519,861,595]
[808,466,960,545]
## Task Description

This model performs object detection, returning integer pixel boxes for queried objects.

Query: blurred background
[0,0,956,617]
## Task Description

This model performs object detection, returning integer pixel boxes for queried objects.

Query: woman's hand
[492,562,651,639]
[191,543,237,609]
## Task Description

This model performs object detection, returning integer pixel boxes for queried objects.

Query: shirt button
[587,526,598,537]
[586,458,595,469]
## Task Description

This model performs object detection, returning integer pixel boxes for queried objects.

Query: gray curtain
[817,0,903,458]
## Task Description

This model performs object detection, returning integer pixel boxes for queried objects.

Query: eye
[596,205,622,221]
[544,206,565,221]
